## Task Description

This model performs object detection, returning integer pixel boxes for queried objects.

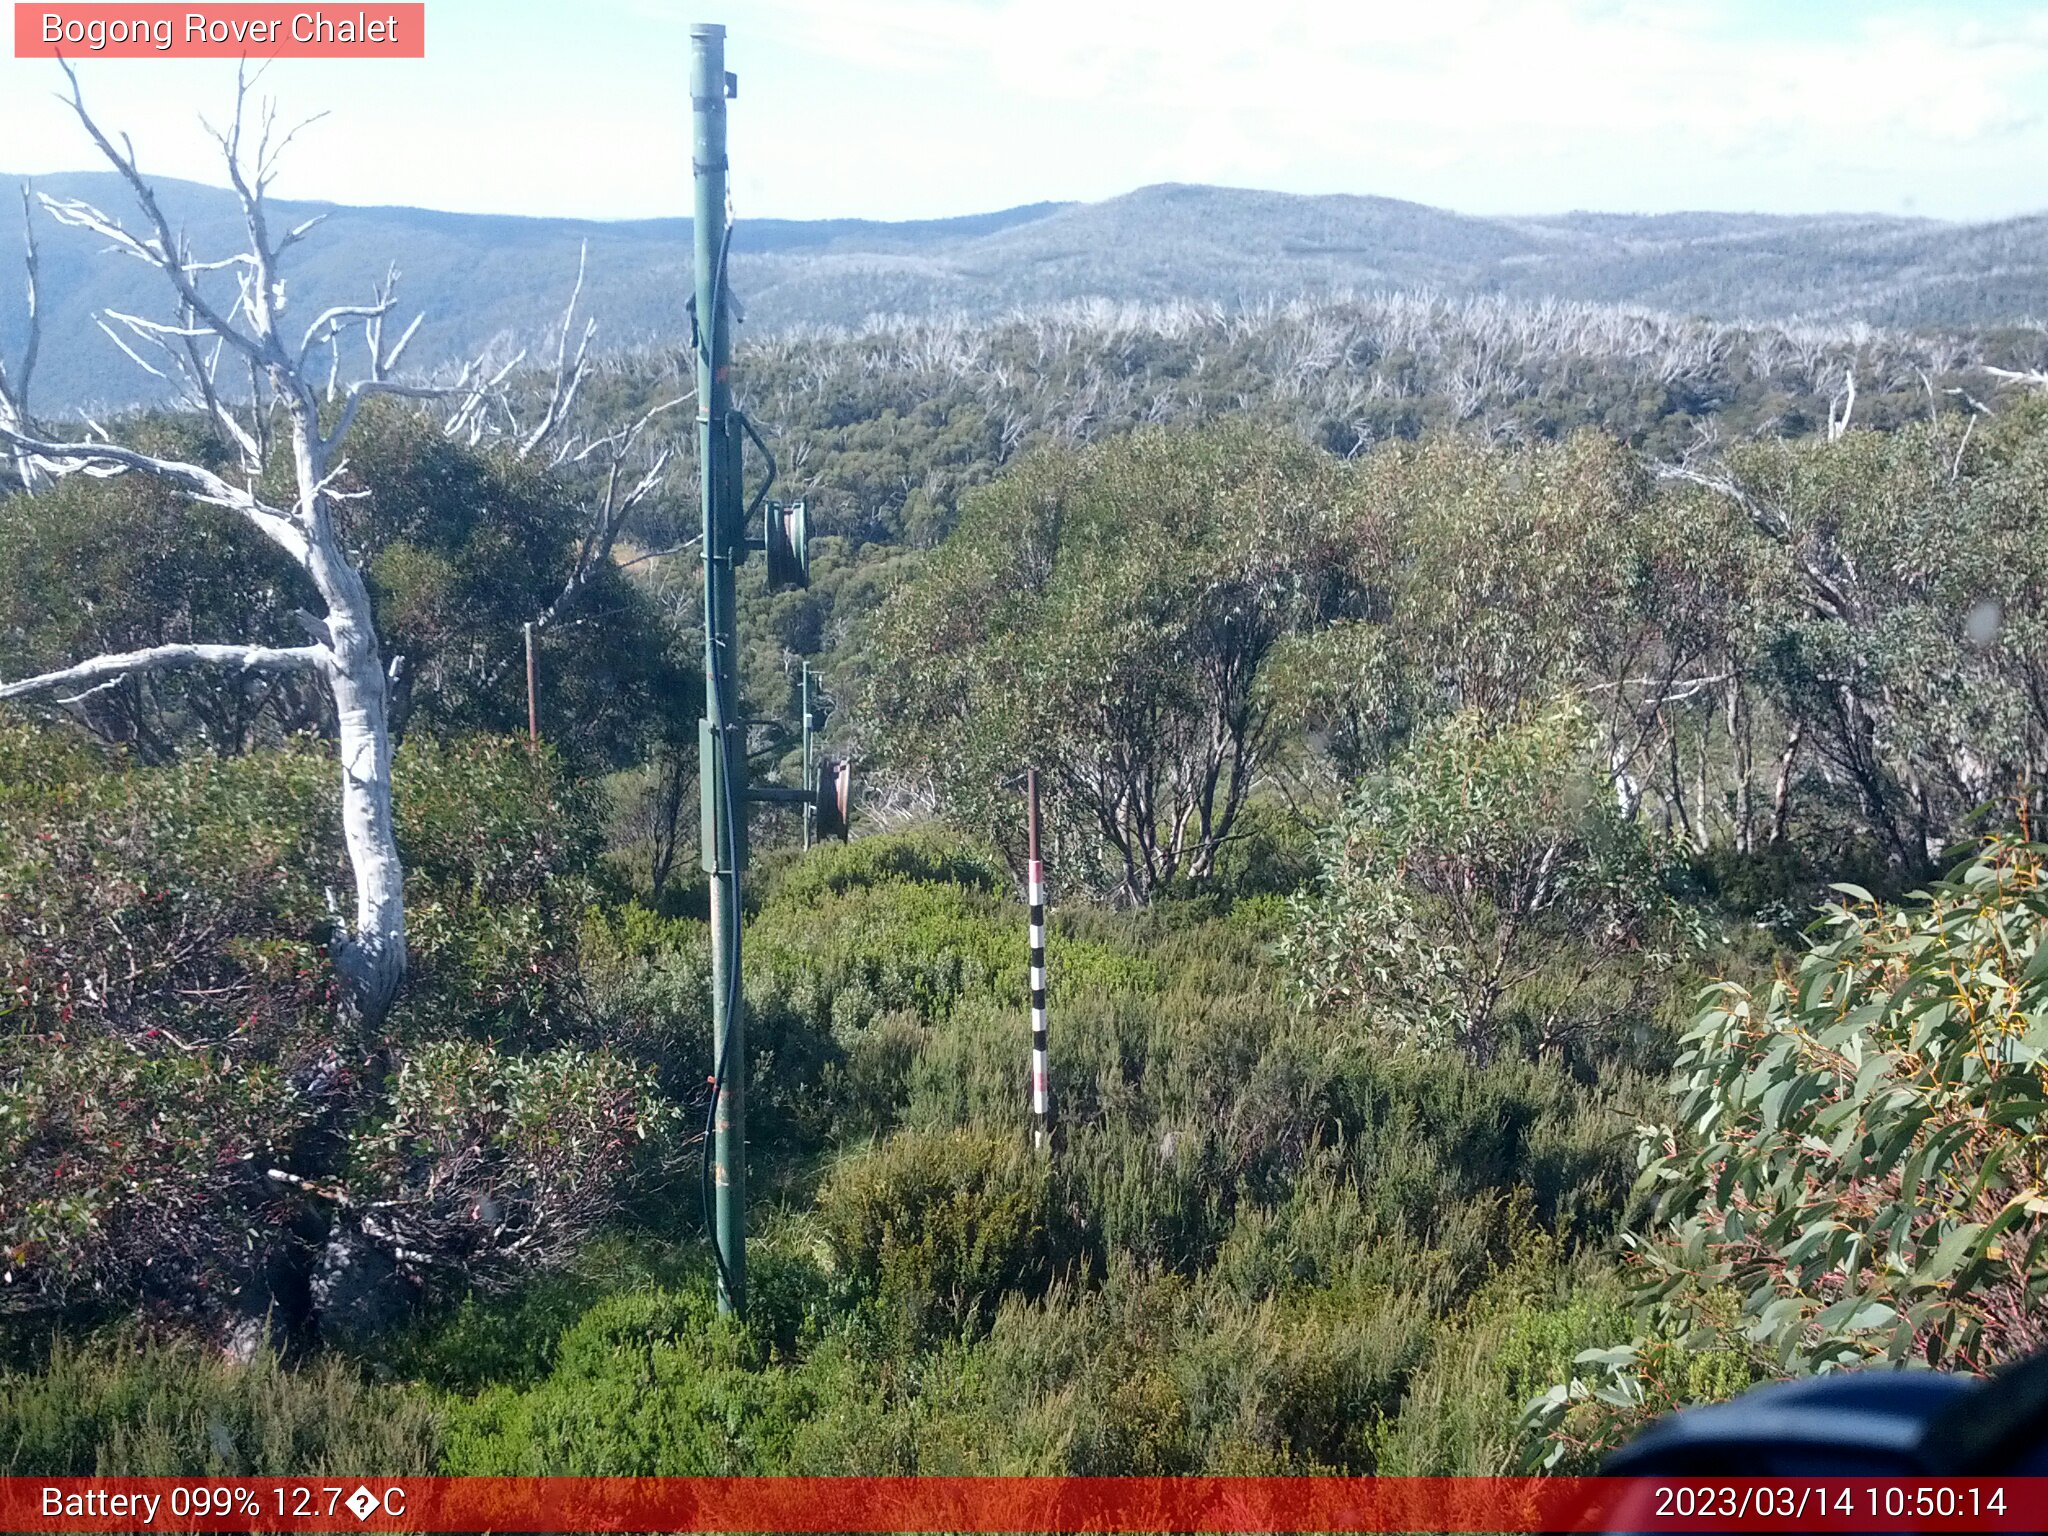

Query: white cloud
[0,0,2041,221]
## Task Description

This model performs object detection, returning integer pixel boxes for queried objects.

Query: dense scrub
[3,822,1659,1474]
[4,296,2046,1476]
[610,300,2048,804]
[1529,833,2048,1465]
[0,727,674,1345]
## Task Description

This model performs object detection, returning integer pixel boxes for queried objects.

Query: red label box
[13,4,425,58]
[4,1476,2048,1533]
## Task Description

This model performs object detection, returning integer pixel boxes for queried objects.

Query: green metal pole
[692,20,744,1317]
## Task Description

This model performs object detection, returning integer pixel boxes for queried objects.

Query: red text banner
[14,5,425,58]
[3,1476,2047,1532]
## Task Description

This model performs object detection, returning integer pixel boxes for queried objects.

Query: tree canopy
[867,421,1363,902]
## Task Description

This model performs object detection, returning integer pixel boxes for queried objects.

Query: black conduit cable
[699,712,743,1307]
[738,411,776,526]
[699,211,745,1309]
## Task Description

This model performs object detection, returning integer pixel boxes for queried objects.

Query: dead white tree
[0,184,45,491]
[1979,363,2048,393]
[0,64,491,1028]
[444,245,691,688]
[1827,365,1857,440]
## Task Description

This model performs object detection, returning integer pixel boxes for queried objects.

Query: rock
[309,1228,415,1350]
[219,1311,274,1365]
[219,1241,308,1361]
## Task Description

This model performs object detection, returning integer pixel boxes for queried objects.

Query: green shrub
[440,1293,816,1475]
[388,1271,607,1395]
[823,1011,929,1138]
[906,923,1635,1284]
[576,905,712,1098]
[0,1333,437,1476]
[1522,1288,1766,1472]
[0,724,664,1330]
[0,1042,313,1317]
[816,1128,1060,1342]
[1285,702,1698,1065]
[1202,801,1318,901]
[1524,836,2048,1471]
[0,722,338,1045]
[866,423,1366,905]
[741,868,1025,1150]
[390,735,604,1045]
[347,1039,678,1290]
[964,1265,1431,1474]
[0,726,338,1321]
[748,878,1018,1036]
[1626,835,2048,1375]
[753,830,1007,907]
[1367,1252,1632,1475]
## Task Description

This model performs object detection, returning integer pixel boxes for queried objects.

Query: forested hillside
[9,171,2048,408]
[4,139,2048,1483]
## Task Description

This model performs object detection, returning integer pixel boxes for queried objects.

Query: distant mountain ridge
[2,174,2042,409]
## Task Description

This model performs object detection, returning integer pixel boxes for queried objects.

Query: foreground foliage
[4,824,1659,1474]
[6,355,2046,1474]
[1530,833,2048,1464]
[1636,836,2048,1373]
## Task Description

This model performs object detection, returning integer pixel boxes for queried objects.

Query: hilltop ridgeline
[4,173,2044,408]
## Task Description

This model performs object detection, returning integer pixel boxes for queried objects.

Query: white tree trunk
[0,64,471,1030]
[309,533,407,1023]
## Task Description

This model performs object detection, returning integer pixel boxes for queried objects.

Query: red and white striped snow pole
[1026,767,1051,1150]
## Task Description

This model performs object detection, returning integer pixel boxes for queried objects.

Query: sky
[2,0,2045,224]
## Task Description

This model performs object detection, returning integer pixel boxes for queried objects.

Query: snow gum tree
[0,66,504,1028]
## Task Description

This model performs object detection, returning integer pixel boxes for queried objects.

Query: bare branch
[300,297,397,372]
[443,350,525,443]
[46,60,266,368]
[1950,413,1976,484]
[1827,365,1857,441]
[101,308,215,341]
[92,314,174,379]
[518,243,594,458]
[1652,459,1859,624]
[176,309,268,469]
[615,536,703,571]
[529,394,688,635]
[376,310,424,379]
[1585,671,1736,706]
[279,212,328,252]
[0,183,40,411]
[326,368,477,454]
[0,422,309,559]
[1980,364,2048,389]
[260,110,330,191]
[1651,461,1790,542]
[0,642,330,704]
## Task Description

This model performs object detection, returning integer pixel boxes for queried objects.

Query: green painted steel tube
[691,19,745,1317]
